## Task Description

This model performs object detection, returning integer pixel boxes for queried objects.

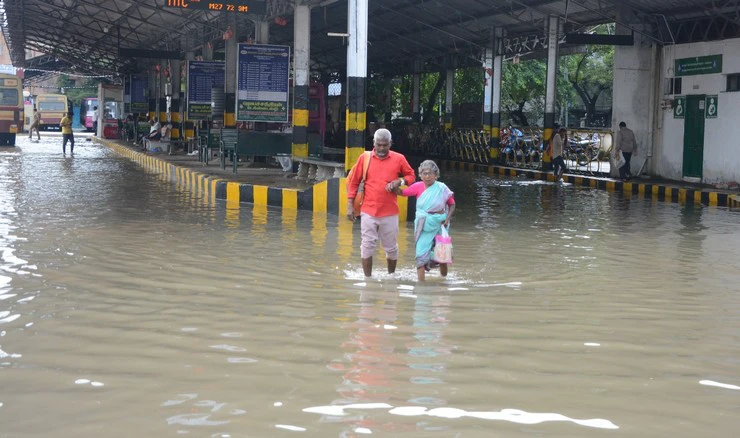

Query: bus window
[0,89,19,105]
[38,101,67,111]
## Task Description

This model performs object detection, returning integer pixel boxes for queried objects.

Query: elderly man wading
[346,128,415,277]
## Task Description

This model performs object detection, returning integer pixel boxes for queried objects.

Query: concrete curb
[97,138,416,219]
[730,195,740,209]
[439,160,734,207]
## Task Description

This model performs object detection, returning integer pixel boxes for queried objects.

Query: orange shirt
[347,150,415,218]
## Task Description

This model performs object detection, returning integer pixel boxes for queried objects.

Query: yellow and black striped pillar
[170,99,181,140]
[148,98,156,122]
[444,68,454,131]
[292,84,309,158]
[158,98,167,125]
[346,0,368,171]
[293,4,311,158]
[345,77,366,170]
[224,93,236,128]
[543,15,559,172]
[490,28,503,160]
[184,120,195,140]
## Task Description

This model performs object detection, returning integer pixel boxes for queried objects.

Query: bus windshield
[0,89,19,106]
[39,101,66,111]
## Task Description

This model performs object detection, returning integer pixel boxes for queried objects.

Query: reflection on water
[1,137,739,437]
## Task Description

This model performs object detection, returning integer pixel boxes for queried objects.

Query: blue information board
[130,74,148,113]
[236,44,290,122]
[187,60,225,120]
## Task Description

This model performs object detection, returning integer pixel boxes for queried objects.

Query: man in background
[60,110,74,154]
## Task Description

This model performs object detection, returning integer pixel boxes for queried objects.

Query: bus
[80,96,97,131]
[37,94,71,130]
[0,73,23,146]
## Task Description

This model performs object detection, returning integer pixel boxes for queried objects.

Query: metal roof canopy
[1,0,739,81]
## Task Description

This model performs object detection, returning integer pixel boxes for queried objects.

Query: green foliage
[56,76,98,107]
[454,67,483,103]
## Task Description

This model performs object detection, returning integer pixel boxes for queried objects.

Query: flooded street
[1,134,739,437]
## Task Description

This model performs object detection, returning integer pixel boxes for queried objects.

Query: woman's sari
[413,181,453,268]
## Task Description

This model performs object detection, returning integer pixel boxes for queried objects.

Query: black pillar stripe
[293,85,309,114]
[347,77,366,113]
[216,181,227,200]
[657,185,666,201]
[148,98,157,112]
[171,99,180,112]
[701,191,709,205]
[225,93,236,113]
[597,180,606,190]
[686,189,695,204]
[298,187,314,211]
[645,184,653,199]
[327,178,339,216]
[347,130,365,149]
[267,187,283,207]
[718,193,728,207]
[240,184,254,204]
[293,126,308,140]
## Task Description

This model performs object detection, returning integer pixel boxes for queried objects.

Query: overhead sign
[675,55,722,77]
[705,95,718,119]
[187,61,225,120]
[673,96,685,119]
[165,0,267,14]
[236,44,290,122]
[130,74,148,113]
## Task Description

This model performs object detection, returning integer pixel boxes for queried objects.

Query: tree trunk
[422,72,445,125]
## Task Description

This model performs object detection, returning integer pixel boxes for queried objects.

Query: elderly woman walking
[396,160,455,281]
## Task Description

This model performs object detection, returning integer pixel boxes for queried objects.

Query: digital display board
[165,0,267,14]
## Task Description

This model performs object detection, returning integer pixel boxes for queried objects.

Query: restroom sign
[705,95,718,118]
[673,96,685,119]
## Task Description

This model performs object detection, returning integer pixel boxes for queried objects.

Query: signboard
[675,55,722,77]
[236,44,290,122]
[165,0,266,14]
[130,74,148,113]
[187,60,225,120]
[705,95,718,118]
[673,96,685,119]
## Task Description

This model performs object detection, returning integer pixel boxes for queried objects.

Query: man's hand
[386,178,403,192]
[347,200,356,222]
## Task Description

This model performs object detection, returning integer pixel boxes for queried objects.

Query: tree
[560,25,615,127]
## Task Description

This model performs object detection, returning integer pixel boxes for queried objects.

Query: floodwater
[1,135,739,437]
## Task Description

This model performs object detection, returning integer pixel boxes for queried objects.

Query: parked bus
[37,94,71,130]
[80,96,97,131]
[0,73,23,146]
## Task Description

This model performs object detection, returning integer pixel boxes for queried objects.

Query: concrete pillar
[385,79,393,125]
[224,14,238,127]
[482,34,494,136]
[444,66,454,131]
[345,0,368,171]
[412,60,421,123]
[158,61,167,126]
[96,82,104,138]
[148,63,157,121]
[491,28,504,160]
[543,15,560,172]
[184,51,195,140]
[292,4,311,158]
[202,31,213,61]
[255,21,270,44]
[613,4,655,177]
[170,60,181,140]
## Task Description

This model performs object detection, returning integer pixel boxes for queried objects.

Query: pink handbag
[433,226,453,264]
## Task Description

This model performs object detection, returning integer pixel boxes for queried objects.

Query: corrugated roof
[0,0,738,77]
